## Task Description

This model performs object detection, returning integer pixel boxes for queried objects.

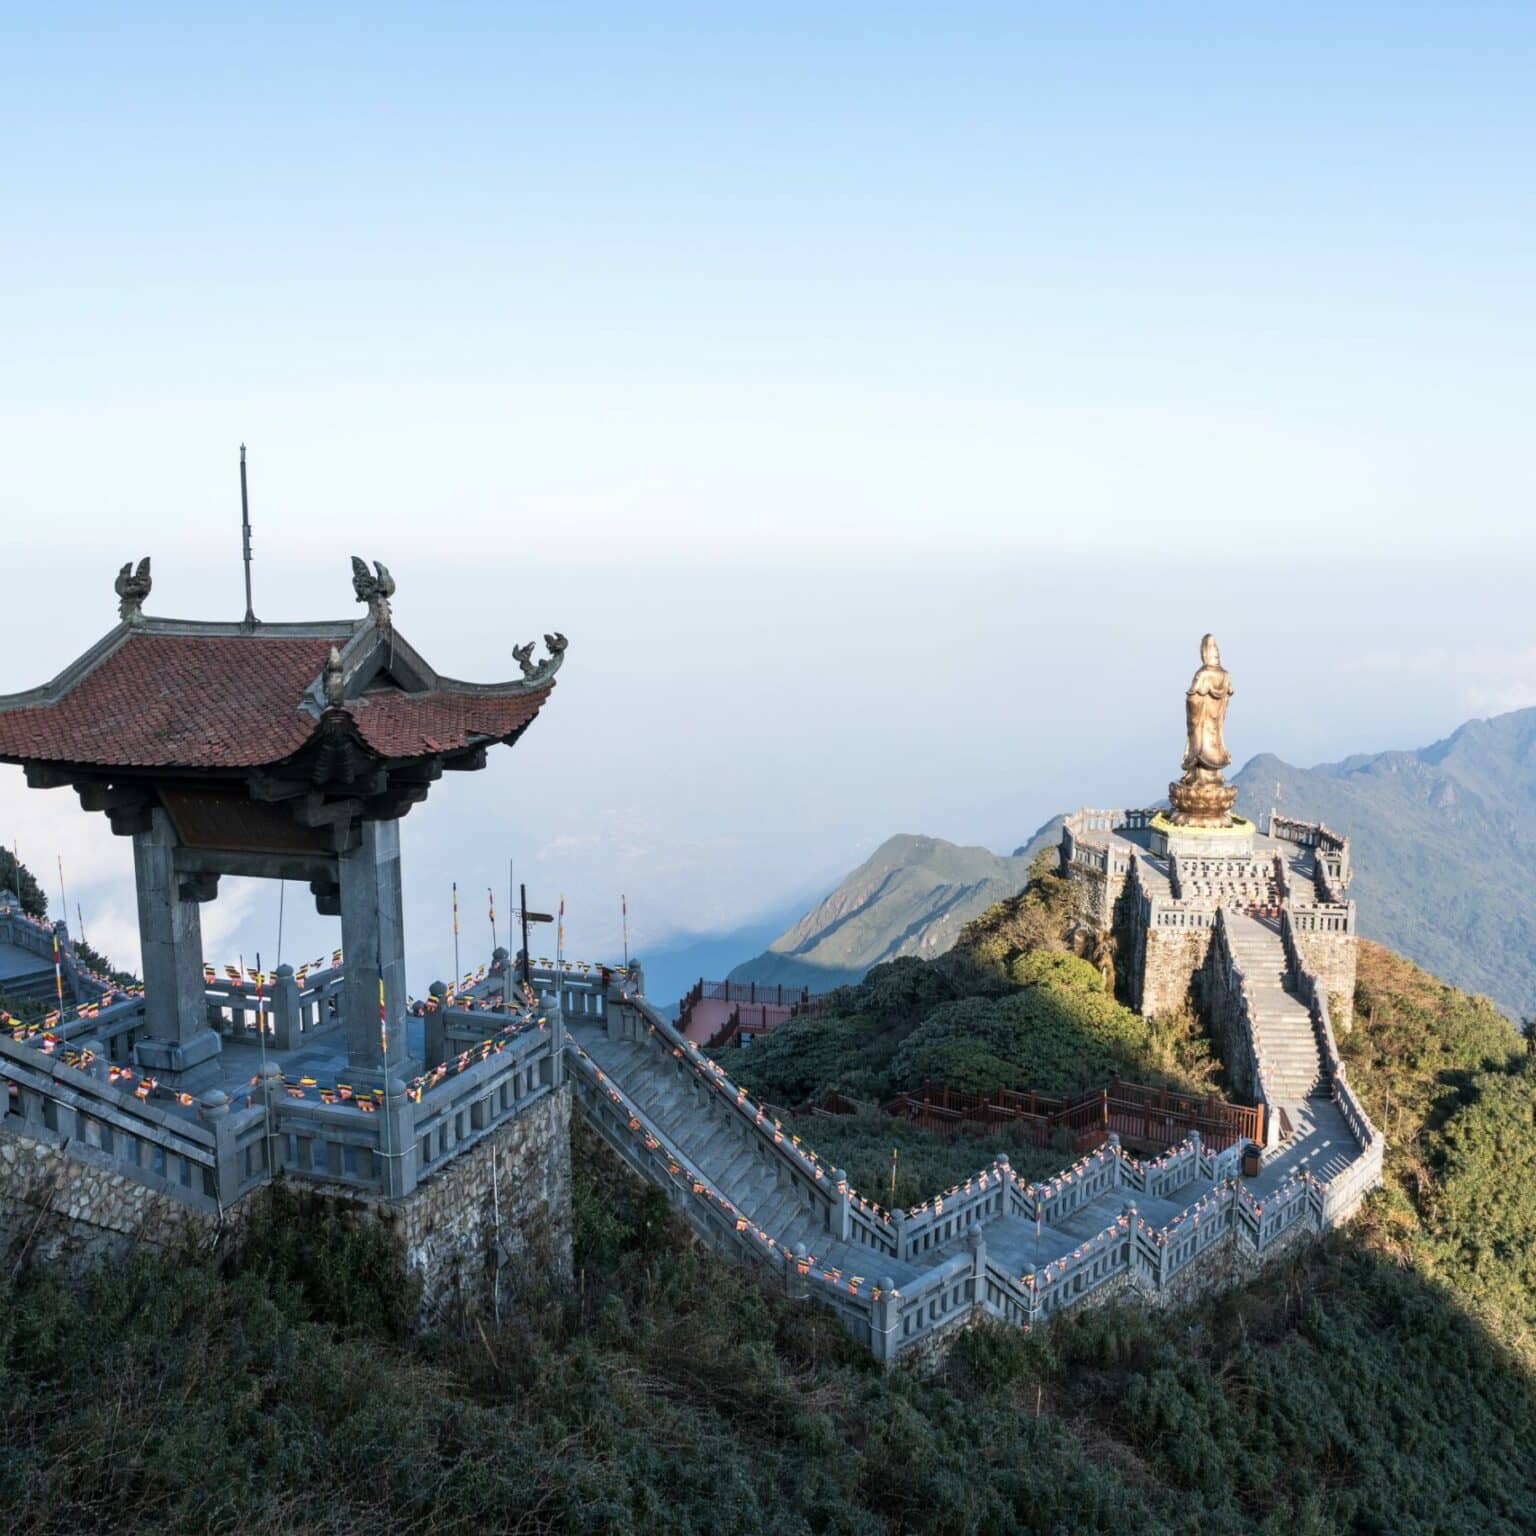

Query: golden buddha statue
[1168,633,1239,827]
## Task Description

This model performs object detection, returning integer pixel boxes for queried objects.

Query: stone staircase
[566,1017,931,1292]
[1222,913,1329,1101]
[558,973,1381,1363]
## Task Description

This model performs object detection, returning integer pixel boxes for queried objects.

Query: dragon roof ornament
[513,632,569,686]
[114,557,152,625]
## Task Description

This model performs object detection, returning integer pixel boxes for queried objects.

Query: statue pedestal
[1167,774,1238,828]
[1149,811,1256,859]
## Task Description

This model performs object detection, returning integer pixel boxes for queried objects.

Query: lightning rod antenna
[240,443,257,626]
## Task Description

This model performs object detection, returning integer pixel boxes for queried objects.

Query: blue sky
[2,7,1533,995]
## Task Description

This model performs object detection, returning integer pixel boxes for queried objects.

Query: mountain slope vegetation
[728,857,1219,1110]
[3,928,1533,1532]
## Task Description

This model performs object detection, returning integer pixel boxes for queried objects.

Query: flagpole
[622,893,629,970]
[254,948,275,1170]
[513,860,525,1013]
[553,895,566,1060]
[52,926,66,1025]
[452,881,460,1000]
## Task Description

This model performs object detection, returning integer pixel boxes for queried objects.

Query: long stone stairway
[556,964,1382,1363]
[569,1017,929,1290]
[1222,913,1330,1101]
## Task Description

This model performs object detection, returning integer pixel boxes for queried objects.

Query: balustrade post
[75,1037,107,1082]
[425,982,448,1068]
[891,1206,909,1262]
[968,1228,988,1311]
[785,1241,809,1301]
[199,1088,242,1199]
[832,1167,851,1240]
[872,1276,902,1363]
[380,1078,417,1198]
[259,1062,286,1174]
[271,964,302,1051]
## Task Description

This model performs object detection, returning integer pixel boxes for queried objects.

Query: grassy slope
[1,939,1534,1532]
[725,860,1220,1111]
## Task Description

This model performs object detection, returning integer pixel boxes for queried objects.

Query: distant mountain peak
[1233,706,1536,1017]
[727,832,1040,993]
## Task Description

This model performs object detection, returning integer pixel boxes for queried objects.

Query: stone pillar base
[133,1028,223,1094]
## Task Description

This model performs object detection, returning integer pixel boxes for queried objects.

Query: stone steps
[1223,914,1329,1105]
[565,1007,1377,1359]
[569,1018,933,1288]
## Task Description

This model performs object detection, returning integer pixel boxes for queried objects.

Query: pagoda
[0,555,564,1091]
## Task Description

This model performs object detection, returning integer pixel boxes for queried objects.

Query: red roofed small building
[0,556,564,1090]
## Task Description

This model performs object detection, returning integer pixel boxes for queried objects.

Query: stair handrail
[565,1038,897,1334]
[1210,908,1279,1139]
[1278,905,1382,1162]
[615,991,899,1248]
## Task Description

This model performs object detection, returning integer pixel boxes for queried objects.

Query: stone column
[872,1276,902,1364]
[338,818,413,1083]
[425,981,448,1069]
[832,1168,851,1241]
[271,965,303,1051]
[131,808,221,1092]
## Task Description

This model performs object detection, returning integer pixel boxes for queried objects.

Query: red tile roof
[0,632,345,768]
[343,687,550,758]
[0,628,555,770]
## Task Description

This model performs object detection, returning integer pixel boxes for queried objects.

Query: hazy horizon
[4,7,1533,995]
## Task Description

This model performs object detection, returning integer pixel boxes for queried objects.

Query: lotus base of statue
[1167,773,1239,829]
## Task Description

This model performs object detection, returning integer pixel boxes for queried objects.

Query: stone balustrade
[1288,901,1355,935]
[1279,907,1384,1214]
[1206,910,1279,1138]
[2,942,1385,1363]
[0,900,120,1009]
[0,1029,265,1213]
[203,964,347,1050]
[600,988,869,1249]
[1144,894,1219,929]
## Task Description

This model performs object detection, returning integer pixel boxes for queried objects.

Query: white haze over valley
[1,532,1529,1005]
[5,7,1532,1002]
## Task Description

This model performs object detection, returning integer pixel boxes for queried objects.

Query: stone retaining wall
[0,1122,251,1275]
[1140,925,1215,1019]
[1198,930,1266,1108]
[0,1085,574,1326]
[1292,929,1357,1032]
[394,1083,572,1322]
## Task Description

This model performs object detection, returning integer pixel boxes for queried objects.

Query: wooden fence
[854,1077,1263,1154]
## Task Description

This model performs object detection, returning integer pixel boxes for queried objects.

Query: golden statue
[1168,633,1238,827]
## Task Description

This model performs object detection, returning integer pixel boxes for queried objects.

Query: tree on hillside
[955,851,1076,979]
[0,845,48,919]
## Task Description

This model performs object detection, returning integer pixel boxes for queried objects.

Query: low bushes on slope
[1341,940,1534,1357]
[5,1099,1536,1535]
[728,890,1219,1108]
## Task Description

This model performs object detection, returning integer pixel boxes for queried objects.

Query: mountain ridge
[726,831,1054,991]
[732,706,1536,1017]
